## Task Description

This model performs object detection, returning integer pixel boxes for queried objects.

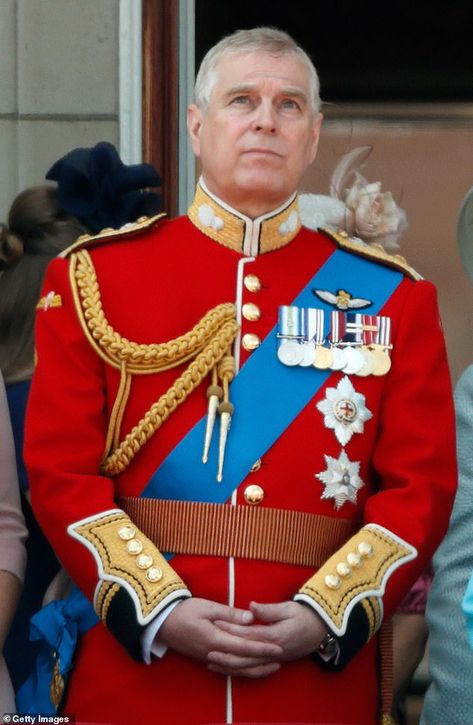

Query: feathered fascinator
[46,141,162,233]
[299,146,408,251]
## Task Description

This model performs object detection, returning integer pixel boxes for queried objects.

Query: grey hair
[194,27,321,115]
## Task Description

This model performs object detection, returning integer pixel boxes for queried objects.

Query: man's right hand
[158,598,283,678]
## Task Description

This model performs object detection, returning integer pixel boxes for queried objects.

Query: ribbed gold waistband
[119,496,358,569]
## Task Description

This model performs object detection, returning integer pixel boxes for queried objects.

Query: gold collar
[188,179,301,256]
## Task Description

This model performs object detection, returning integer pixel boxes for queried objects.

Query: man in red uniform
[25,27,456,725]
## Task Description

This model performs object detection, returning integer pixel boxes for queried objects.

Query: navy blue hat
[46,141,162,233]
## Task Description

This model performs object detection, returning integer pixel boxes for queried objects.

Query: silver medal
[299,342,316,367]
[341,346,364,375]
[277,340,304,366]
[330,347,346,371]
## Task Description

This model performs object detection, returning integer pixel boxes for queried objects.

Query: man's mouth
[243,148,282,158]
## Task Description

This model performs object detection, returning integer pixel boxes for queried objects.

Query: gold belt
[119,496,359,569]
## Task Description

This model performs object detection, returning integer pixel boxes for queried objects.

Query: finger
[250,601,290,623]
[214,619,283,644]
[208,662,281,679]
[210,603,254,625]
[212,629,283,658]
[207,650,278,669]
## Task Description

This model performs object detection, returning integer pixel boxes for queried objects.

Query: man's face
[188,51,322,217]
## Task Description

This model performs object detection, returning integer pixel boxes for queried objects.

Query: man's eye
[281,99,300,110]
[231,95,250,105]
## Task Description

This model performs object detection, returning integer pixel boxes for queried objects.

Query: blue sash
[17,246,402,715]
[144,248,402,504]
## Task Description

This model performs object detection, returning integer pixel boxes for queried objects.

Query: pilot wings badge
[313,288,372,310]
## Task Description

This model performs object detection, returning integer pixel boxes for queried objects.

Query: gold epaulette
[319,227,423,282]
[59,213,166,259]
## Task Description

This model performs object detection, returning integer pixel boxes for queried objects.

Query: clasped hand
[158,598,327,679]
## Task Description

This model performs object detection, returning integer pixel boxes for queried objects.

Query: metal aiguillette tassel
[202,368,223,463]
[216,352,236,482]
[217,399,234,482]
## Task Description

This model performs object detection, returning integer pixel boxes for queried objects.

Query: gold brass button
[324,574,341,590]
[244,484,265,504]
[346,552,363,568]
[336,562,352,578]
[242,333,261,351]
[118,525,136,541]
[250,458,262,473]
[242,302,261,322]
[136,554,154,569]
[146,567,163,582]
[358,541,374,558]
[126,539,143,555]
[243,274,262,293]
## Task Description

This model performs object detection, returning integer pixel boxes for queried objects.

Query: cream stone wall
[0,0,119,221]
[301,109,473,384]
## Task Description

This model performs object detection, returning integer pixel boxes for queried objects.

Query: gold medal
[50,653,65,709]
[371,348,391,376]
[314,345,333,370]
[357,347,376,377]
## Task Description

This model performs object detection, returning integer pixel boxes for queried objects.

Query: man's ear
[187,104,203,157]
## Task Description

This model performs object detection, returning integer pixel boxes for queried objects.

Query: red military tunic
[25,184,456,724]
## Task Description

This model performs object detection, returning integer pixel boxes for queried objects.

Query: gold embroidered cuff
[68,509,190,625]
[295,524,416,636]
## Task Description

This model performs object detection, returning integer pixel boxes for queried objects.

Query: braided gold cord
[68,247,240,476]
[218,352,236,403]
[103,362,133,461]
[72,249,237,374]
[102,318,239,475]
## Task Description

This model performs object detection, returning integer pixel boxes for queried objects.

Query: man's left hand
[212,600,327,664]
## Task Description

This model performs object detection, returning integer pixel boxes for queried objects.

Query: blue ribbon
[16,587,98,715]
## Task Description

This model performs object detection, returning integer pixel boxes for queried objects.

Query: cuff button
[324,574,341,590]
[146,567,163,582]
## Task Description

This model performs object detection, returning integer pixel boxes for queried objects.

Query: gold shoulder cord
[320,228,423,282]
[69,249,239,476]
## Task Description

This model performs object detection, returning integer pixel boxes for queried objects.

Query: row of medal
[277,306,392,377]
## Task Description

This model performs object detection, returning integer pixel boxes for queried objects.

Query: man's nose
[251,101,277,133]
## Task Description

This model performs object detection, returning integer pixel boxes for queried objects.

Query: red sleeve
[25,256,190,661]
[296,278,456,667]
[367,280,456,617]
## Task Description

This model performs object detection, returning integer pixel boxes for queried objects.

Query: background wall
[0,0,119,222]
[2,0,471,385]
[302,110,473,385]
